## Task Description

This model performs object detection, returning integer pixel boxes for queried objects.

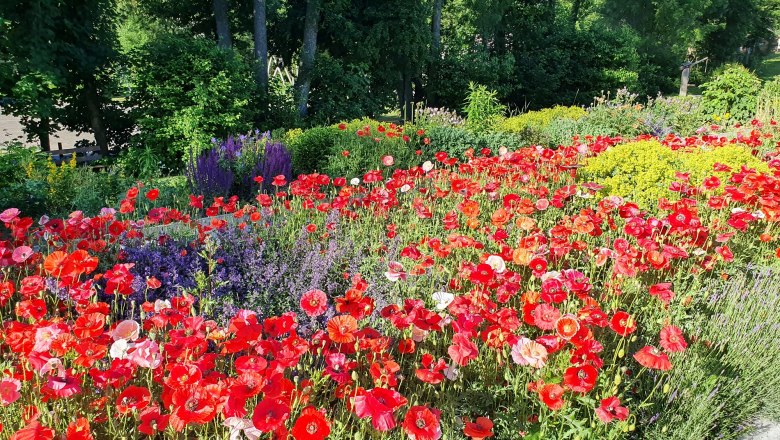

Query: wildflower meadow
[1,116,780,439]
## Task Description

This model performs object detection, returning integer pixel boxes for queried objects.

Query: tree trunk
[213,0,232,49]
[38,118,51,152]
[398,72,413,122]
[85,80,108,155]
[296,0,321,118]
[432,0,443,56]
[253,0,269,93]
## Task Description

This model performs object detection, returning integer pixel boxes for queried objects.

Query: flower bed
[0,129,779,439]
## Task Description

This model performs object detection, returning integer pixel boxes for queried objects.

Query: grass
[757,52,780,81]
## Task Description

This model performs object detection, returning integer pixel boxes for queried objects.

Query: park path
[0,113,93,148]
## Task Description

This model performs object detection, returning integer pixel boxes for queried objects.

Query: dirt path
[0,113,93,148]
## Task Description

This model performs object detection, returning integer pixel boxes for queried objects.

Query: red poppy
[609,311,636,336]
[252,398,290,433]
[146,276,162,290]
[327,315,358,344]
[463,417,494,439]
[10,421,55,440]
[403,406,442,440]
[300,289,328,317]
[415,353,446,384]
[272,175,287,187]
[532,303,561,331]
[338,123,347,130]
[595,396,629,423]
[563,364,598,393]
[633,345,672,371]
[660,325,687,352]
[353,387,408,431]
[291,406,330,440]
[145,189,159,201]
[649,283,674,305]
[138,406,169,436]
[116,385,152,414]
[65,417,94,440]
[539,383,565,410]
[469,263,494,284]
[448,333,479,367]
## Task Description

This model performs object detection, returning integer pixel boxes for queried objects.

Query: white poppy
[432,291,455,310]
[485,255,506,273]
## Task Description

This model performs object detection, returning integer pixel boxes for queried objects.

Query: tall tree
[432,0,443,55]
[253,0,269,92]
[0,0,117,153]
[213,0,232,49]
[296,0,321,118]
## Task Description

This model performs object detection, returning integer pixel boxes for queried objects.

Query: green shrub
[286,126,340,175]
[499,106,586,133]
[128,34,257,170]
[576,89,650,138]
[321,119,422,178]
[67,168,132,216]
[422,126,523,160]
[644,94,710,136]
[580,140,769,209]
[757,77,780,123]
[701,64,762,122]
[498,106,586,146]
[463,83,506,133]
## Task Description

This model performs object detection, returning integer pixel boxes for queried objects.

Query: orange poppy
[43,251,68,277]
[327,315,358,344]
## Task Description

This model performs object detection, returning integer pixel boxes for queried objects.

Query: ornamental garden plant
[1,118,780,440]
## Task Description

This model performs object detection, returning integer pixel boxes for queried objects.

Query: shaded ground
[0,113,93,149]
[757,52,780,81]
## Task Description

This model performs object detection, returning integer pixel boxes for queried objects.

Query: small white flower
[224,417,262,440]
[540,270,561,282]
[110,339,131,360]
[485,255,506,273]
[422,161,434,172]
[498,146,508,157]
[692,248,707,256]
[154,299,172,312]
[754,211,766,219]
[730,207,746,214]
[432,291,455,310]
[400,184,412,193]
[350,177,361,186]
[576,190,594,199]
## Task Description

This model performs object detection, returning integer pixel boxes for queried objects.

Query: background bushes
[127,33,257,170]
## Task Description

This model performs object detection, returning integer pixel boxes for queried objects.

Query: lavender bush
[187,131,293,200]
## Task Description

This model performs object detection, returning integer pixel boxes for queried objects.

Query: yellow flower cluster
[579,140,769,209]
[498,106,587,134]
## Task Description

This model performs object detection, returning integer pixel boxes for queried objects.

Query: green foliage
[306,53,386,125]
[463,83,506,132]
[641,270,780,439]
[498,106,586,146]
[285,126,340,175]
[422,125,523,160]
[701,64,763,122]
[580,140,769,209]
[320,119,422,178]
[116,145,165,179]
[576,89,649,137]
[644,94,711,136]
[757,77,780,123]
[127,34,256,170]
[426,50,516,111]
